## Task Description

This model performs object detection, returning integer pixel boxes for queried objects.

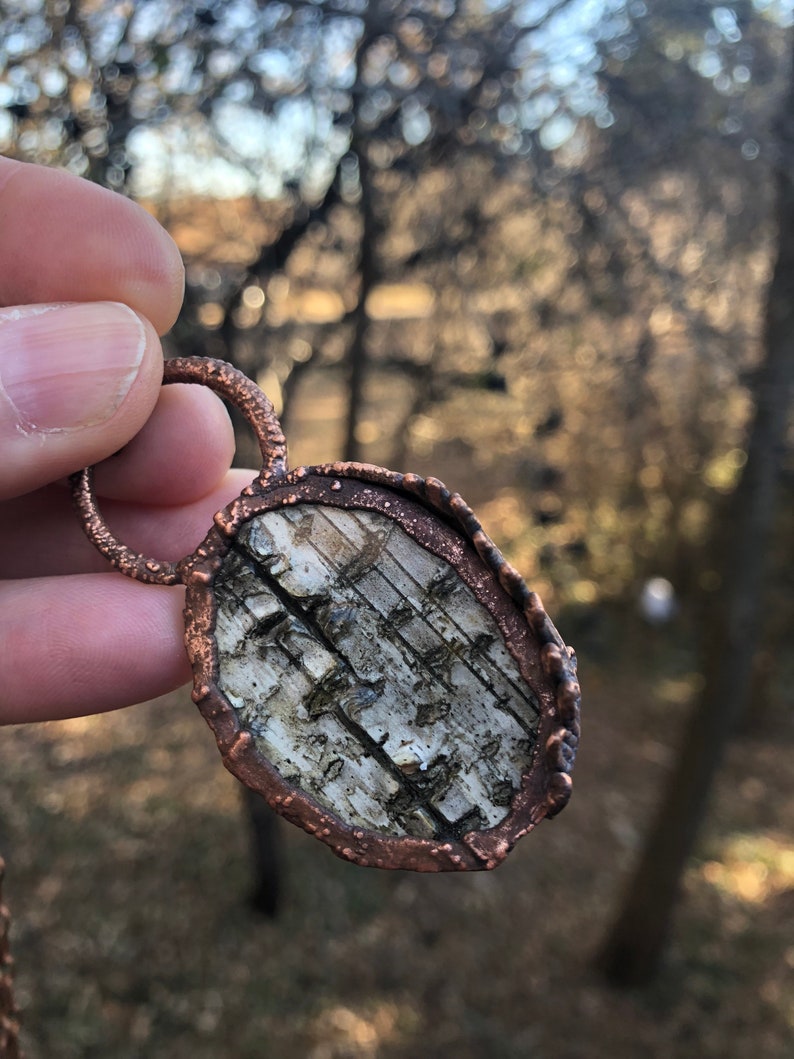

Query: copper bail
[70,356,288,586]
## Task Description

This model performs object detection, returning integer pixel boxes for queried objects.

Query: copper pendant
[72,357,580,872]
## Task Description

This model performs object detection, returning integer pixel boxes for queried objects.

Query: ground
[1,628,792,1058]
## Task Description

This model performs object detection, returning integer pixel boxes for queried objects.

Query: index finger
[0,157,184,334]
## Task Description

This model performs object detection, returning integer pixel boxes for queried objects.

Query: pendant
[71,357,580,872]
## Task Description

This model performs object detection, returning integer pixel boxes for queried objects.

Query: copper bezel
[179,462,580,872]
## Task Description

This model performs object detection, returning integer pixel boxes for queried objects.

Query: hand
[0,157,253,723]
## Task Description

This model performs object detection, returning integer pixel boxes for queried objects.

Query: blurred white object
[639,577,677,624]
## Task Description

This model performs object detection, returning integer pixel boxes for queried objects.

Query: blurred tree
[2,0,784,473]
[598,29,794,984]
[0,0,630,458]
[1,0,792,964]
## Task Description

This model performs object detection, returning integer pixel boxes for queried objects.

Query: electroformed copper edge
[165,357,288,488]
[181,464,580,873]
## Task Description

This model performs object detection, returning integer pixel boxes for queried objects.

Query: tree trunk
[242,787,283,918]
[343,142,378,463]
[597,41,794,987]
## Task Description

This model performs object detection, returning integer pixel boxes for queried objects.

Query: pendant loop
[70,356,288,585]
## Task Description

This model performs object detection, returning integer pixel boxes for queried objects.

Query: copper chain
[0,859,21,1059]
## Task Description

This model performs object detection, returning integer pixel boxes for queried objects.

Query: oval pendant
[72,357,580,871]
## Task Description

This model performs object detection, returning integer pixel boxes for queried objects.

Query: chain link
[0,858,22,1059]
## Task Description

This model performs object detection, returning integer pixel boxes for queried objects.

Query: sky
[0,0,792,199]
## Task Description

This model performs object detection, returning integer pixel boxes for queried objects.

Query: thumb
[0,301,163,500]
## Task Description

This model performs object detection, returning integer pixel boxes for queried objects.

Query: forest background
[0,1,792,1056]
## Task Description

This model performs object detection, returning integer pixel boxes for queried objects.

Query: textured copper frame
[72,357,580,872]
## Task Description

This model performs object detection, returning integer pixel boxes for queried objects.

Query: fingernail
[0,302,146,432]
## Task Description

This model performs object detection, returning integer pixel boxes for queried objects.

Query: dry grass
[1,638,792,1058]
